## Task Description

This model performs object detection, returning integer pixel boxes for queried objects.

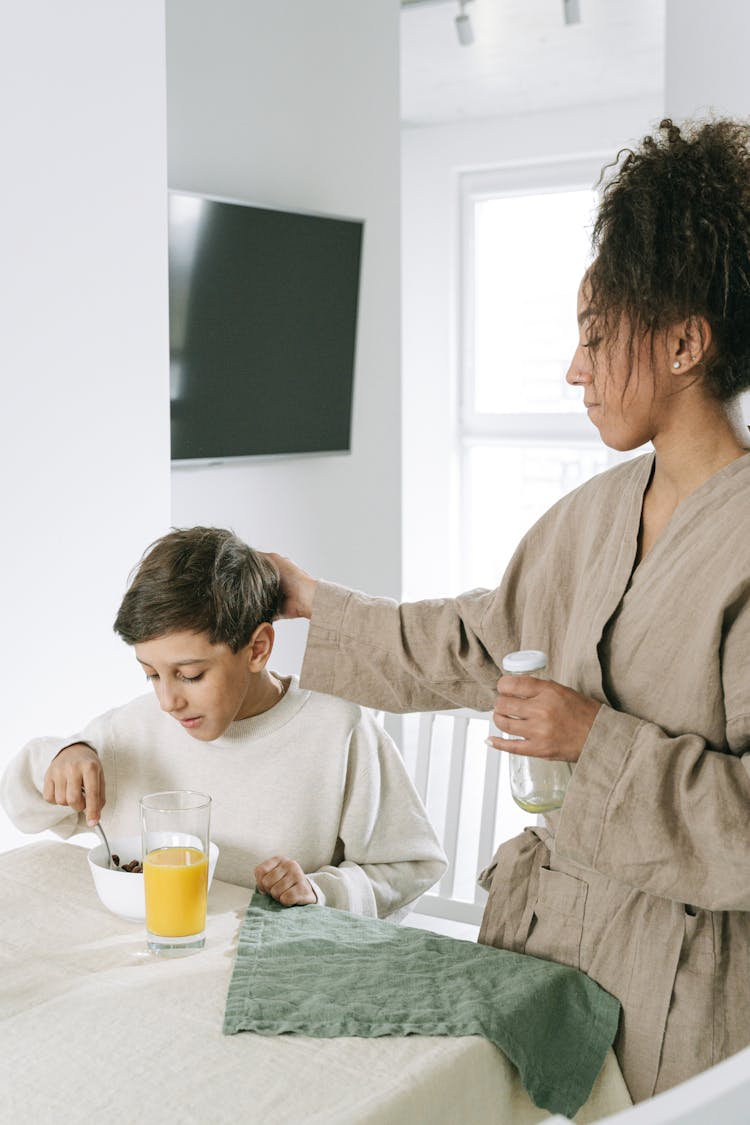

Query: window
[458,157,641,589]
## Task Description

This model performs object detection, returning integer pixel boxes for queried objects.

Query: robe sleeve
[555,705,750,912]
[304,711,448,918]
[299,481,587,715]
[300,580,514,714]
[555,577,750,911]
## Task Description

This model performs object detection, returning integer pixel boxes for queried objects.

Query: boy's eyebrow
[135,656,210,668]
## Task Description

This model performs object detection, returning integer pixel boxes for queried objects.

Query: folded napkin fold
[223,895,620,1118]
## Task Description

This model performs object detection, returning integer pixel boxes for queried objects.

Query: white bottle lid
[502,649,547,674]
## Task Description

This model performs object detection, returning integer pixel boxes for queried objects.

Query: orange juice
[144,846,208,937]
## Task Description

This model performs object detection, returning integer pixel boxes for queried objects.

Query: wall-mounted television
[168,190,364,465]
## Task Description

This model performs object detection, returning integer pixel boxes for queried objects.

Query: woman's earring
[673,361,681,369]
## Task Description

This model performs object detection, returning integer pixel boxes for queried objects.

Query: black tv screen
[168,191,363,463]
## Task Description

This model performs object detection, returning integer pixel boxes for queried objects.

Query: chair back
[408,708,497,926]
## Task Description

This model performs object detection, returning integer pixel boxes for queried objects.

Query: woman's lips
[179,716,202,729]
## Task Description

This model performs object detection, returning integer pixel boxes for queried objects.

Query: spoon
[80,784,112,868]
[94,821,113,870]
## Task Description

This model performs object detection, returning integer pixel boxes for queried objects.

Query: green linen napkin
[223,895,620,1118]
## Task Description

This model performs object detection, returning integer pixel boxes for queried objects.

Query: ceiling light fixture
[455,0,474,46]
[562,0,581,25]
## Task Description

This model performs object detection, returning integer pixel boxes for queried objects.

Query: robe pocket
[680,908,716,981]
[523,866,588,971]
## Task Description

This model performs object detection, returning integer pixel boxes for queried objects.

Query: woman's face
[565,280,671,451]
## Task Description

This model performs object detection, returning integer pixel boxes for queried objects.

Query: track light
[455,0,473,45]
[563,0,581,25]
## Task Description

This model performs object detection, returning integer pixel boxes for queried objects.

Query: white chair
[407,708,497,927]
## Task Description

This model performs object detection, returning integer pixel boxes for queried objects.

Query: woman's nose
[565,346,592,387]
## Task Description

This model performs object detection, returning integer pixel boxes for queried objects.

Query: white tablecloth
[0,842,631,1125]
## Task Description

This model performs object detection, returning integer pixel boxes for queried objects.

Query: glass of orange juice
[140,790,212,956]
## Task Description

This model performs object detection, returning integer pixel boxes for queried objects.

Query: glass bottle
[497,649,571,813]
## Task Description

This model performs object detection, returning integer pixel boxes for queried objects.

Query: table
[0,842,631,1125]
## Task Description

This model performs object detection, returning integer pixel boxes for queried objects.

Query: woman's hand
[254,855,317,906]
[488,675,601,763]
[264,553,317,620]
[42,743,105,826]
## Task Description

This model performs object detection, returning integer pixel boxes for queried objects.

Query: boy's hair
[113,527,280,652]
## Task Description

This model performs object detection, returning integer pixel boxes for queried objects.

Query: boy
[1,527,446,917]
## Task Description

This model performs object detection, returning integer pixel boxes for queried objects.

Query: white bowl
[87,834,220,923]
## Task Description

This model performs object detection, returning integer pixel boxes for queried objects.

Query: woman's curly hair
[587,117,750,400]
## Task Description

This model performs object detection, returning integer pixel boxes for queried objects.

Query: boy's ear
[246,622,275,671]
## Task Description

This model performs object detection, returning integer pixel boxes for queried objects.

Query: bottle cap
[502,649,547,674]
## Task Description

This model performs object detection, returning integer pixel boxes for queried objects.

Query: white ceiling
[400,0,665,127]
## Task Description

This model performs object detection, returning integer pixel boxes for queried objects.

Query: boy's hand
[43,743,105,827]
[263,553,317,621]
[254,855,317,906]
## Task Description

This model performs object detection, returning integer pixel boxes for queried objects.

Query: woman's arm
[267,491,587,718]
[555,703,750,911]
[555,586,750,912]
[302,581,514,714]
[268,552,511,713]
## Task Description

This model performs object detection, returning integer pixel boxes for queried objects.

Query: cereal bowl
[87,834,220,922]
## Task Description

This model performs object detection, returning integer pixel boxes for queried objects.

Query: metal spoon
[94,821,113,869]
[80,784,111,868]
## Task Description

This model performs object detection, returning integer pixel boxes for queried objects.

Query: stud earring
[673,361,681,369]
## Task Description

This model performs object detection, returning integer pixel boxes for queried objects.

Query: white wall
[400,95,663,601]
[166,0,402,677]
[0,2,171,850]
[665,0,750,120]
[664,0,750,428]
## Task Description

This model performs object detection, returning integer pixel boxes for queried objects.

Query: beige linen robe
[299,451,750,1103]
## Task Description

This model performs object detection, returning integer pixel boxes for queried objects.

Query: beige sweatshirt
[1,676,447,919]
[298,452,750,1102]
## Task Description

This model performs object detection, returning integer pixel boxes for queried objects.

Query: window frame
[456,154,619,588]
[458,153,609,441]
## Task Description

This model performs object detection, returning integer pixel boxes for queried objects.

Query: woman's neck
[649,396,749,508]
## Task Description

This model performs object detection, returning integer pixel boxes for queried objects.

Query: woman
[269,119,750,1102]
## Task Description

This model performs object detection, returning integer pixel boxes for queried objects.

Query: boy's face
[134,630,266,741]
